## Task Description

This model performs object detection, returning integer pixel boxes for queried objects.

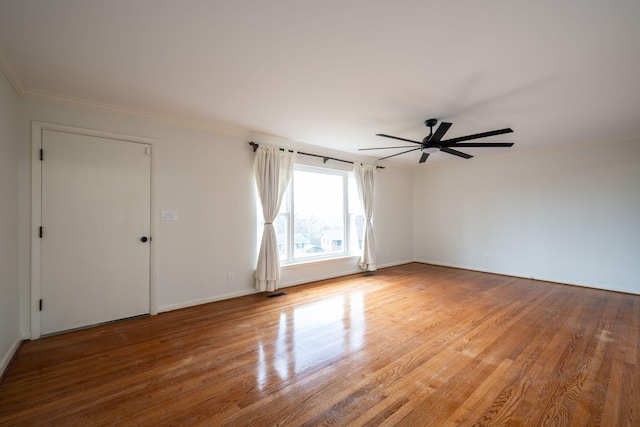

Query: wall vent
[266,292,287,298]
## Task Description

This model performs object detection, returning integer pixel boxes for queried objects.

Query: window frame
[278,164,362,265]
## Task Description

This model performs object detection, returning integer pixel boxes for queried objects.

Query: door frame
[31,121,157,339]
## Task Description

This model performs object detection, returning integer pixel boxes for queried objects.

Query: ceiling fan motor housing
[422,145,439,154]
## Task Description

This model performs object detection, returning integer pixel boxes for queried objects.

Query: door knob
[140,236,149,243]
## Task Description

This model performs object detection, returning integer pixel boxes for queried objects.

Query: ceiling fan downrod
[422,118,438,146]
[424,118,437,140]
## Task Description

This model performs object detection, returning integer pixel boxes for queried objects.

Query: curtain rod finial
[249,141,259,152]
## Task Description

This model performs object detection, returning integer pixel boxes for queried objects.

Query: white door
[41,130,151,335]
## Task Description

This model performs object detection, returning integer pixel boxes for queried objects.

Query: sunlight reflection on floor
[255,290,366,390]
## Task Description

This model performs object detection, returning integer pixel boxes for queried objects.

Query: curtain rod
[248,142,385,169]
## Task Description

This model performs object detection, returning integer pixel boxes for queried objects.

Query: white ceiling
[1,0,639,167]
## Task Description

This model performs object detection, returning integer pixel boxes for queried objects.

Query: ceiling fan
[361,119,514,164]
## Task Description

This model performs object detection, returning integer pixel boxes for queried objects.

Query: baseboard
[158,288,260,313]
[414,259,640,296]
[159,257,637,315]
[159,260,418,313]
[413,259,496,275]
[1,334,23,380]
[152,258,638,316]
[376,259,415,270]
[279,258,415,288]
[280,268,361,288]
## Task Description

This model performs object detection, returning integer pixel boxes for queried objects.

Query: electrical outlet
[485,255,491,263]
[228,273,234,283]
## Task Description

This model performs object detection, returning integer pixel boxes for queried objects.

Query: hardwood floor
[1,263,638,426]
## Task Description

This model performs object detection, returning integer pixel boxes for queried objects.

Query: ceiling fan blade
[376,134,422,145]
[440,128,513,144]
[359,146,418,151]
[443,142,514,148]
[429,122,452,143]
[440,147,473,159]
[378,148,420,161]
[419,152,429,163]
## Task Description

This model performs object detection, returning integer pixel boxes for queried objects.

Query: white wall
[374,165,414,266]
[17,97,415,334]
[414,138,640,294]
[0,69,20,373]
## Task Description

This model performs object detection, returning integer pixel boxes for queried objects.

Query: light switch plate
[161,211,178,221]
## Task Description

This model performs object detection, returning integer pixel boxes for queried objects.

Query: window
[269,164,364,264]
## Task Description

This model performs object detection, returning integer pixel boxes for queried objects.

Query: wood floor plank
[502,289,604,425]
[1,263,638,426]
[467,288,580,426]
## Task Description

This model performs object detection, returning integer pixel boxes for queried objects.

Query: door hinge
[39,299,43,311]
[40,149,44,161]
[39,226,43,238]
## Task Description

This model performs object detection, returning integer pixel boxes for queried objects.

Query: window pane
[293,169,344,259]
[279,189,289,214]
[273,213,288,260]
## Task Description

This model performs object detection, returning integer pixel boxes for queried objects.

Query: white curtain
[354,163,377,271]
[254,146,296,291]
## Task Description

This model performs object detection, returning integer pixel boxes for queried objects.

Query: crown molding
[411,133,640,171]
[13,81,640,172]
[20,87,251,138]
[20,85,380,167]
[0,48,24,96]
